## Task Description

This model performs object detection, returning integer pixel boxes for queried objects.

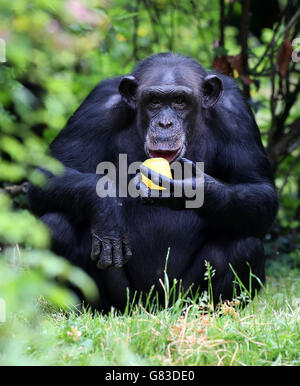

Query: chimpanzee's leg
[183,236,265,305]
[41,212,79,261]
[40,212,132,312]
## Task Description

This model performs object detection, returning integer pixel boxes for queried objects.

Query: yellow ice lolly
[141,157,172,190]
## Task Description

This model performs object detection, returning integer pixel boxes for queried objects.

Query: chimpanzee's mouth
[148,147,182,163]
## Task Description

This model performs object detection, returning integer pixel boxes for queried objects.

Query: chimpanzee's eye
[173,96,185,105]
[149,97,161,107]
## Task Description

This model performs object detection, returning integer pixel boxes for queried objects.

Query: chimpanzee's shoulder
[82,76,123,103]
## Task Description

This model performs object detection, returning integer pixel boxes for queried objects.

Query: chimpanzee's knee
[213,236,265,303]
[41,212,77,258]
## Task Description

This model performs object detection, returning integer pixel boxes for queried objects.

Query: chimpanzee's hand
[134,158,204,209]
[90,197,132,269]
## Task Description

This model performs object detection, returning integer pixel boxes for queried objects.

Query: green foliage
[0,2,104,351]
[0,193,49,247]
[0,246,98,365]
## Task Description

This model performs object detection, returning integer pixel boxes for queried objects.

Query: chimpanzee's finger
[139,165,174,190]
[91,233,101,261]
[133,173,141,188]
[97,239,113,269]
[134,173,152,199]
[180,158,203,175]
[112,239,123,268]
[135,172,152,198]
[122,234,133,264]
[180,157,195,167]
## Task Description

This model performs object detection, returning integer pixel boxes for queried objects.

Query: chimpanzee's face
[138,83,198,162]
[119,66,223,163]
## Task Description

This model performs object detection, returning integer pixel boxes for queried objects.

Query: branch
[252,2,299,73]
[0,182,29,198]
[219,0,225,48]
[268,117,300,165]
[133,0,140,61]
[278,152,300,196]
[274,6,300,46]
[240,0,250,99]
[276,80,300,130]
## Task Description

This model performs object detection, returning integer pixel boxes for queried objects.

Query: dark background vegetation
[0,0,299,364]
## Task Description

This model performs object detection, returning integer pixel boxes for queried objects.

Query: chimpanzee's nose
[158,121,173,129]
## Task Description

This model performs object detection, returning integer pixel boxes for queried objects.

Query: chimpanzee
[28,53,278,311]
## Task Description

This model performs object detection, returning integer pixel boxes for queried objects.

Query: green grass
[1,256,299,366]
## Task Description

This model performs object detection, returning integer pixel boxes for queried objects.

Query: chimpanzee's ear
[119,76,138,109]
[202,75,223,109]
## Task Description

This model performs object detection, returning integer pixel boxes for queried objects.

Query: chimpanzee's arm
[28,76,133,268]
[28,166,132,269]
[201,86,279,236]
[28,167,99,222]
[199,173,278,237]
[137,161,277,237]
[28,76,125,222]
[137,81,278,237]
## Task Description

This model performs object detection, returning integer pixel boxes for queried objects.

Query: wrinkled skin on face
[119,62,223,163]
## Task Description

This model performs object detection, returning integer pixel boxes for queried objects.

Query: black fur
[28,53,278,311]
